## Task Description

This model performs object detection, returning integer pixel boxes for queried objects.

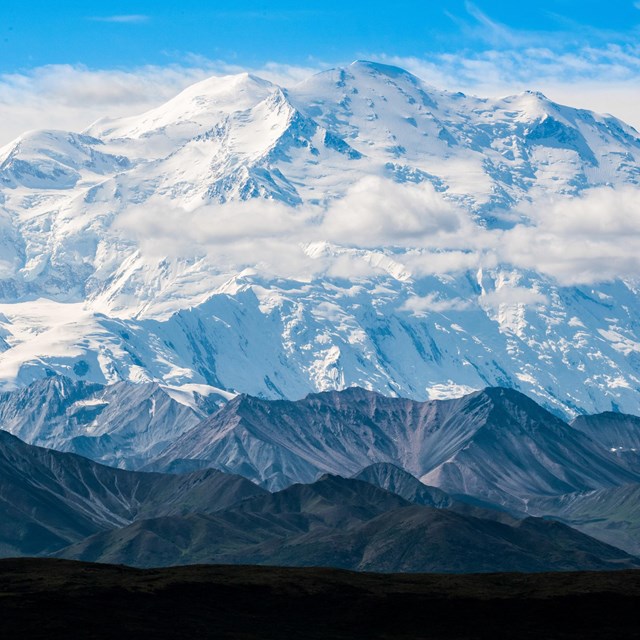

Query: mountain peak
[522,89,549,100]
[348,59,418,80]
[353,462,453,508]
[184,70,274,96]
[87,70,274,145]
[475,386,570,431]
[304,386,390,403]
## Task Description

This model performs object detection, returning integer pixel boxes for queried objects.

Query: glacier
[1,60,640,417]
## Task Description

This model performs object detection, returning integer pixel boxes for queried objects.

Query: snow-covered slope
[0,376,226,468]
[287,62,640,213]
[1,61,640,416]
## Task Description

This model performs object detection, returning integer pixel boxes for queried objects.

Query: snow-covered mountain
[2,61,640,416]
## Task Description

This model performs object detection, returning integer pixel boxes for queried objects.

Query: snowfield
[1,61,640,416]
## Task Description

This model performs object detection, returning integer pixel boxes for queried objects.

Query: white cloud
[88,15,149,24]
[114,178,478,281]
[462,2,527,48]
[500,186,640,285]
[401,293,472,315]
[324,253,392,280]
[115,198,314,277]
[480,286,548,308]
[320,177,464,247]
[403,250,488,277]
[113,175,640,288]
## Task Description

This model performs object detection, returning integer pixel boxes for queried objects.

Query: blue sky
[0,1,639,144]
[2,1,639,71]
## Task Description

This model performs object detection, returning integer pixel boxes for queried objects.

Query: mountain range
[1,61,640,416]
[4,383,640,567]
[4,60,640,574]
[118,385,640,505]
[2,425,639,572]
[2,379,638,504]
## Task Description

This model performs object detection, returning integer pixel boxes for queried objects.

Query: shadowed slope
[58,475,639,572]
[0,430,265,555]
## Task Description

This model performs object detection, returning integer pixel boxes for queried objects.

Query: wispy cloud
[208,10,327,20]
[401,294,472,315]
[463,1,527,48]
[0,64,214,147]
[88,15,149,24]
[369,45,640,129]
[456,1,638,52]
[480,287,548,309]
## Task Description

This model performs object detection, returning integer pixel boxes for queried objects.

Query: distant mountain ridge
[0,376,226,469]
[148,386,640,507]
[571,411,640,472]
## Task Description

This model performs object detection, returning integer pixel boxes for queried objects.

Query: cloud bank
[500,187,640,285]
[115,178,640,294]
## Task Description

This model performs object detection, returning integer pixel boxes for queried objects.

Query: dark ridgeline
[0,429,266,556]
[149,386,640,500]
[1,426,639,572]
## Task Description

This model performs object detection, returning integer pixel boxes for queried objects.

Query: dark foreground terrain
[1,559,639,639]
